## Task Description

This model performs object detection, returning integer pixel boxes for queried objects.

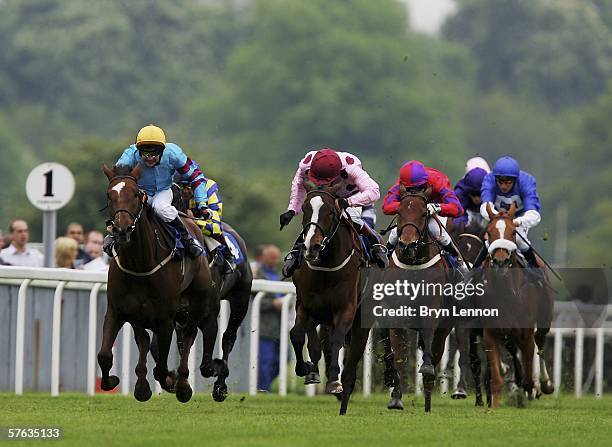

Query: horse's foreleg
[97,309,123,391]
[521,330,535,402]
[470,330,484,406]
[419,327,436,413]
[483,329,503,409]
[175,325,197,403]
[132,325,152,402]
[326,311,353,395]
[387,328,406,410]
[339,320,369,416]
[453,327,470,399]
[290,302,311,377]
[153,321,175,393]
[198,306,219,379]
[304,326,322,385]
[319,324,332,381]
[535,327,554,394]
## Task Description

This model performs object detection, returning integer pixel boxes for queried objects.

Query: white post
[248,292,264,396]
[188,341,197,390]
[553,329,562,396]
[595,327,604,398]
[87,283,102,396]
[362,330,372,397]
[453,351,460,391]
[121,323,132,396]
[279,293,295,397]
[15,279,31,395]
[440,337,449,395]
[216,300,230,358]
[415,332,423,396]
[51,281,66,397]
[575,327,584,398]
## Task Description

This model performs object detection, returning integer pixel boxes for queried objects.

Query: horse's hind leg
[483,329,503,409]
[453,327,470,399]
[97,309,123,391]
[535,327,554,394]
[419,327,436,413]
[387,328,406,410]
[326,309,354,395]
[470,330,484,406]
[175,325,197,403]
[520,330,535,404]
[339,320,370,416]
[198,303,219,379]
[153,321,176,393]
[133,325,152,402]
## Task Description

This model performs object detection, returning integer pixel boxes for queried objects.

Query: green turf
[0,392,611,446]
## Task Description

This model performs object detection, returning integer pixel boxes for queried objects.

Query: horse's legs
[175,324,197,403]
[470,330,484,406]
[380,328,397,389]
[304,326,322,385]
[198,303,220,379]
[419,327,436,413]
[97,309,123,391]
[290,302,314,378]
[387,328,406,410]
[320,324,332,381]
[535,327,554,394]
[132,325,152,402]
[326,309,354,394]
[453,327,470,399]
[520,330,536,402]
[339,318,370,416]
[483,329,503,409]
[153,320,175,393]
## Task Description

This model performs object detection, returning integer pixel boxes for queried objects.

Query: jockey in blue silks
[104,124,212,261]
[472,155,542,270]
[454,164,489,230]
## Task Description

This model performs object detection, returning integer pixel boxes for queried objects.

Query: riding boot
[103,234,115,257]
[169,217,203,259]
[522,247,539,269]
[282,236,305,278]
[358,223,389,269]
[211,233,236,274]
[443,242,470,278]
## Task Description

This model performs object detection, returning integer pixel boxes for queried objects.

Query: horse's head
[102,164,145,245]
[485,202,518,272]
[395,183,431,263]
[301,181,342,263]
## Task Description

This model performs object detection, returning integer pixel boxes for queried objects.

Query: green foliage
[444,0,612,108]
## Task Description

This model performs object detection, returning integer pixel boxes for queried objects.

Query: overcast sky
[402,0,457,34]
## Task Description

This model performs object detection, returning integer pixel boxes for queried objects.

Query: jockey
[454,163,490,230]
[474,155,542,269]
[103,124,205,259]
[173,175,236,273]
[383,160,469,276]
[279,148,388,277]
[465,156,491,173]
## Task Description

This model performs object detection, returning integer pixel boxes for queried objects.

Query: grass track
[1,393,611,446]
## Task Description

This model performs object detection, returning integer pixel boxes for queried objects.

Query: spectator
[0,219,44,267]
[55,237,78,268]
[82,230,109,271]
[256,244,284,392]
[65,222,92,267]
[250,244,266,278]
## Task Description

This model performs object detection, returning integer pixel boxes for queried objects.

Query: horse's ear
[507,201,517,219]
[131,163,142,179]
[304,180,316,192]
[102,164,114,181]
[424,184,433,200]
[399,183,407,197]
[486,202,496,220]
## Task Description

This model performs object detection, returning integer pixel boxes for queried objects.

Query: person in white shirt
[0,219,44,267]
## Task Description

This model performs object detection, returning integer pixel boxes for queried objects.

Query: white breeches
[150,188,178,222]
[344,206,363,227]
[388,215,450,246]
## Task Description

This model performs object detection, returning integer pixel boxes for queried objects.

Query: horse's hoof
[419,363,435,379]
[333,392,342,401]
[540,380,554,395]
[475,397,484,407]
[134,379,152,402]
[212,384,228,402]
[160,370,178,393]
[213,358,229,377]
[176,381,193,403]
[101,375,120,391]
[304,372,321,385]
[200,364,214,378]
[387,398,404,410]
[325,381,343,395]
[295,361,314,377]
[451,388,467,399]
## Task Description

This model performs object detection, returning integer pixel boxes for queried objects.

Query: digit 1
[44,169,54,196]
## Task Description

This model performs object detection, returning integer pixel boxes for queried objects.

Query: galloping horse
[171,183,253,402]
[290,182,363,395]
[481,202,543,408]
[383,184,452,413]
[98,164,216,403]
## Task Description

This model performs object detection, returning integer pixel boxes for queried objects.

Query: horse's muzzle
[305,243,322,263]
[113,227,132,244]
[398,241,418,263]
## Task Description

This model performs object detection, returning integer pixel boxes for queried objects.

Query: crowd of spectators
[0,219,109,271]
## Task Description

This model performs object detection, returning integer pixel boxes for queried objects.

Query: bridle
[105,175,145,234]
[301,189,344,255]
[396,193,439,262]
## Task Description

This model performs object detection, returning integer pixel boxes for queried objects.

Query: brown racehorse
[290,182,363,395]
[98,164,216,403]
[481,202,542,408]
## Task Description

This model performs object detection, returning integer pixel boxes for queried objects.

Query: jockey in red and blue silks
[454,165,489,229]
[382,160,469,276]
[473,155,542,270]
[279,148,388,277]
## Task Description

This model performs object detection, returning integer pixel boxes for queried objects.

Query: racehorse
[98,164,216,403]
[170,183,253,402]
[340,184,452,415]
[290,182,363,395]
[481,202,545,408]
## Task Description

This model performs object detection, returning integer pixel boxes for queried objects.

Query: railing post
[216,300,230,358]
[595,327,604,398]
[121,323,132,396]
[279,293,295,397]
[15,279,31,395]
[87,283,102,396]
[362,330,372,397]
[553,328,562,396]
[248,292,265,396]
[51,281,66,397]
[575,327,584,398]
